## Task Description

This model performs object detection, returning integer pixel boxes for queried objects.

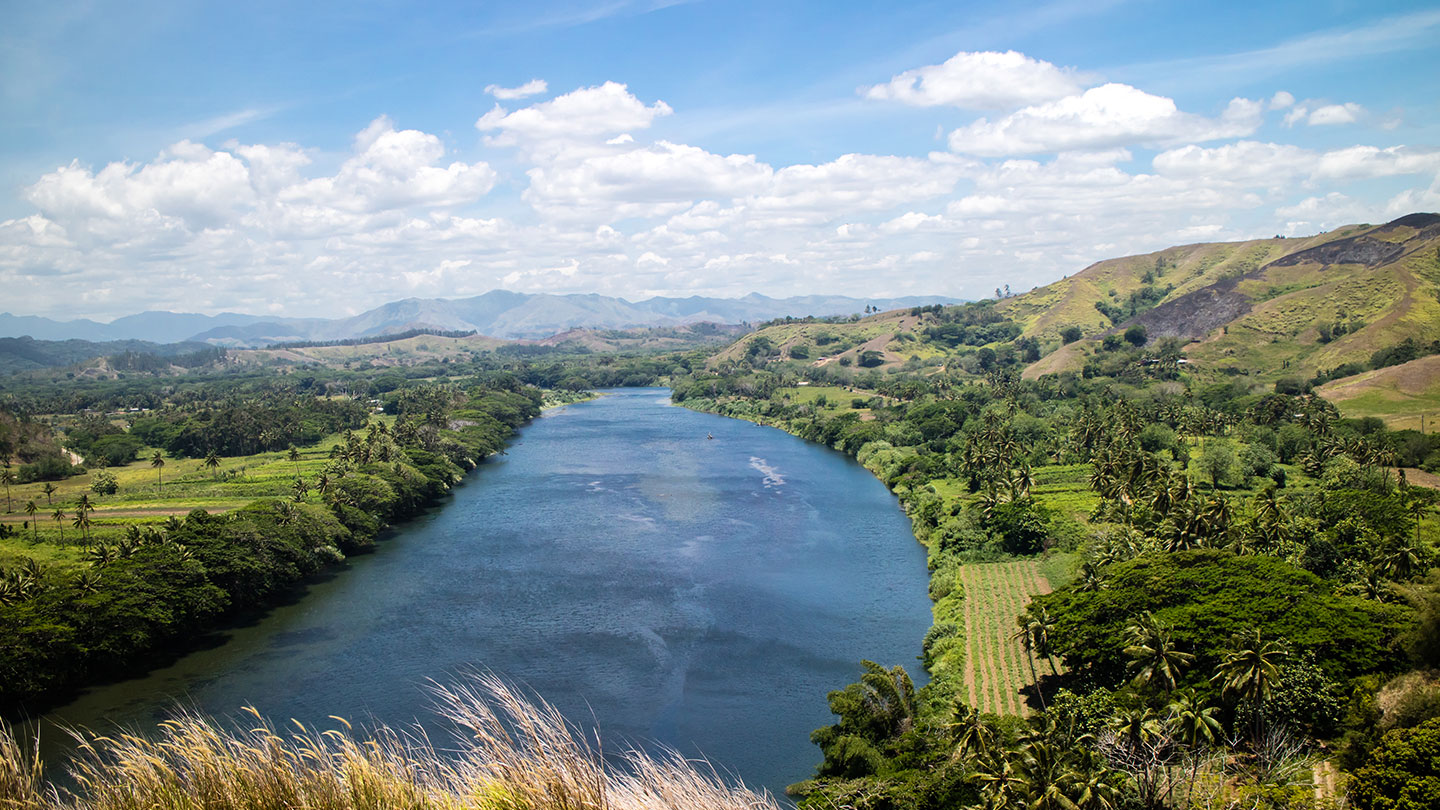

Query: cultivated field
[0,419,388,569]
[959,560,1055,716]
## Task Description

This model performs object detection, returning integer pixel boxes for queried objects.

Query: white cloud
[1269,91,1295,109]
[485,79,548,100]
[524,140,773,220]
[1284,100,1367,127]
[1313,145,1440,180]
[1153,141,1315,184]
[947,84,1261,156]
[1307,102,1364,125]
[282,116,496,213]
[476,82,672,158]
[3,71,1438,319]
[863,50,1081,110]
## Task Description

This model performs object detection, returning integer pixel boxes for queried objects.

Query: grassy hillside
[1020,214,1440,385]
[707,214,1440,428]
[229,332,511,369]
[1318,354,1440,430]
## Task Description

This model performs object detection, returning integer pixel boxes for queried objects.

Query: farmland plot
[959,560,1055,715]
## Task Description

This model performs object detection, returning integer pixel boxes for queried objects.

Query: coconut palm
[1012,619,1047,710]
[1029,606,1061,677]
[858,660,916,737]
[204,450,221,478]
[1213,628,1288,738]
[151,450,166,492]
[1125,612,1193,693]
[1166,691,1222,748]
[73,569,102,594]
[1380,536,1429,581]
[0,467,14,512]
[52,507,66,543]
[41,482,56,505]
[951,705,998,761]
[84,544,115,566]
[73,509,93,543]
[288,446,302,477]
[1107,706,1164,749]
[24,500,38,542]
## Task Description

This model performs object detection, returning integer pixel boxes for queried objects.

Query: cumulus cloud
[1307,102,1365,125]
[863,50,1081,110]
[1153,141,1315,184]
[947,84,1262,156]
[282,116,496,213]
[485,79,548,100]
[4,69,1438,319]
[1284,100,1366,126]
[476,82,672,158]
[524,139,773,220]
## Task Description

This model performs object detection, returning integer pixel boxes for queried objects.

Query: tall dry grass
[0,674,778,810]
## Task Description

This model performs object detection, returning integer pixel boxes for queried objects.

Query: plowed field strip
[960,560,1053,715]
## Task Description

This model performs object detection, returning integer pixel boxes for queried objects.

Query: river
[38,388,932,796]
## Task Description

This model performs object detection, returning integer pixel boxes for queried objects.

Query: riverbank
[31,386,932,798]
[0,386,543,716]
[669,394,970,699]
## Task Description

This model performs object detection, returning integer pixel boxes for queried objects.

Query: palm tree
[951,705,998,761]
[858,660,917,736]
[41,482,56,505]
[1012,619,1047,710]
[1213,628,1288,738]
[151,450,166,493]
[1125,611,1194,693]
[1380,536,1429,581]
[72,510,93,543]
[204,450,221,478]
[0,467,14,512]
[288,446,302,477]
[52,507,66,543]
[1166,691,1222,748]
[1029,606,1061,677]
[24,500,38,542]
[1107,706,1164,749]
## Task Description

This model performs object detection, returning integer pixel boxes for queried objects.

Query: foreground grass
[0,676,776,810]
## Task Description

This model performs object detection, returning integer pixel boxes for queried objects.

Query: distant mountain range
[0,291,960,346]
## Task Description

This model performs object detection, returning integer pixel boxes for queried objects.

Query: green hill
[1022,213,1440,381]
[709,214,1440,424]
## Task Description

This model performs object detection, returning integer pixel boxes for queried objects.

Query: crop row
[960,560,1052,715]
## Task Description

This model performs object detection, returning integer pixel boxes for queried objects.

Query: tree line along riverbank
[0,378,545,714]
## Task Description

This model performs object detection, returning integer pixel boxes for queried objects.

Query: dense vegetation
[1,251,1437,809]
[0,375,542,710]
[671,328,1439,809]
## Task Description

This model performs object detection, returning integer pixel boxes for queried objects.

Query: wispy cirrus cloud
[178,105,288,140]
[1114,8,1440,82]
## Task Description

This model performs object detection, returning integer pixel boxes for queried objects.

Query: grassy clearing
[959,560,1055,716]
[1319,354,1440,430]
[0,675,777,810]
[0,419,394,570]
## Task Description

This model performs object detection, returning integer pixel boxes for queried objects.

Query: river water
[39,388,932,796]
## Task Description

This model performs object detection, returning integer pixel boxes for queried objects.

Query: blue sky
[2,0,1438,320]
